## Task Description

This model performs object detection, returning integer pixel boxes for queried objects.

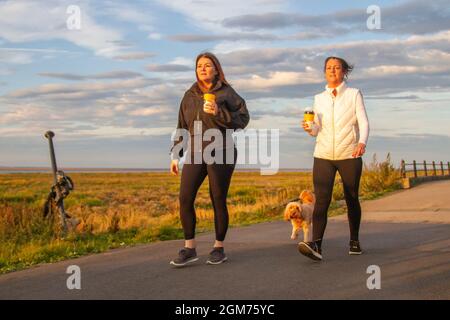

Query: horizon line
[0,166,312,172]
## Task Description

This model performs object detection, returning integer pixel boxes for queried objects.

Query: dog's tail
[299,190,316,204]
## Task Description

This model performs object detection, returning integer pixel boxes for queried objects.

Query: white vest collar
[325,81,347,97]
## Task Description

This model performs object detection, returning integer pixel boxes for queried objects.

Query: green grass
[0,154,401,274]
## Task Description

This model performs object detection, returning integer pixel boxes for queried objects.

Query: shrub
[361,153,402,194]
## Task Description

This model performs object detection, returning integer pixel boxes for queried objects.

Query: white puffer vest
[311,83,367,160]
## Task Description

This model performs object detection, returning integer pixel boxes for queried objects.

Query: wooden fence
[400,160,450,188]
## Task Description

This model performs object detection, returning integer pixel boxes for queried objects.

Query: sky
[0,0,449,169]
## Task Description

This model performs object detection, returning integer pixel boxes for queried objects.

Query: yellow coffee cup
[204,93,216,103]
[304,108,314,130]
[304,110,314,122]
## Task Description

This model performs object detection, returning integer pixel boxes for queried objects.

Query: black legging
[179,148,237,241]
[312,157,363,244]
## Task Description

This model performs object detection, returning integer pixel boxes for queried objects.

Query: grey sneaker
[170,247,198,267]
[349,240,362,255]
[298,241,322,261]
[206,247,227,265]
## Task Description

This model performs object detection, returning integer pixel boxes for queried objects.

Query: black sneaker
[170,247,198,267]
[298,241,322,261]
[206,247,227,265]
[349,240,362,255]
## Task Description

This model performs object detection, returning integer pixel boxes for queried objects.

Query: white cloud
[5,78,154,99]
[0,105,43,124]
[129,108,165,116]
[0,76,187,141]
[99,1,156,32]
[147,64,191,72]
[214,29,450,98]
[156,0,285,32]
[0,0,125,58]
[234,71,322,91]
[148,33,163,40]
[113,52,156,60]
[360,64,450,77]
[38,70,144,81]
[0,50,33,64]
[221,0,450,35]
[170,56,194,66]
[213,41,256,54]
[80,126,174,138]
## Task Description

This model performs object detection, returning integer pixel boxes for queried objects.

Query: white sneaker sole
[206,257,228,265]
[298,242,322,261]
[170,257,199,267]
[349,251,362,255]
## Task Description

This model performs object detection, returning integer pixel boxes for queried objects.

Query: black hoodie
[170,81,250,160]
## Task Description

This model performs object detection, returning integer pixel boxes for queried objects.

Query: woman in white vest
[298,56,369,261]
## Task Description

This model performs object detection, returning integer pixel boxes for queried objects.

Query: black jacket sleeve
[169,98,188,160]
[213,87,250,130]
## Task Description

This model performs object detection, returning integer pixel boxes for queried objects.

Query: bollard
[400,159,406,178]
[413,160,417,178]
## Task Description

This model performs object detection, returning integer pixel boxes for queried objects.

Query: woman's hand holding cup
[203,93,218,116]
[302,107,314,133]
[302,120,312,133]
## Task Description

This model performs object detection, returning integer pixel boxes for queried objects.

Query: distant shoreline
[0,167,312,173]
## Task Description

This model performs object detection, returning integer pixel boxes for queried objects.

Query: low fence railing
[400,160,450,178]
[400,160,450,188]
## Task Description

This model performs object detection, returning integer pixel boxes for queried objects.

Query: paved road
[1,180,449,300]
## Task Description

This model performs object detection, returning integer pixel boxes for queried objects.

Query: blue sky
[0,0,449,169]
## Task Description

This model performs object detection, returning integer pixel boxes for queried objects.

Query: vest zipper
[332,99,335,160]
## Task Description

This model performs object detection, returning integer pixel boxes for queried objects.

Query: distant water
[0,168,166,174]
[0,168,311,174]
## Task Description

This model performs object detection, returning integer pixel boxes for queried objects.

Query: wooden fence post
[413,160,417,178]
[432,161,437,176]
[424,160,427,176]
[440,161,444,176]
[400,159,406,178]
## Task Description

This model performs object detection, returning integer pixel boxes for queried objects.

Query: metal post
[44,131,58,185]
[44,131,67,234]
[413,160,417,178]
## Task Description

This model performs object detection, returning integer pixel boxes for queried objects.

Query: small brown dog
[283,190,315,242]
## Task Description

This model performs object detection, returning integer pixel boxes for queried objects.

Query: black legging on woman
[179,148,237,241]
[312,157,363,245]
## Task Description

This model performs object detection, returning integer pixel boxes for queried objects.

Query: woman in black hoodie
[169,52,250,267]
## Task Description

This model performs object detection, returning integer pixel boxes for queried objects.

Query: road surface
[1,180,449,299]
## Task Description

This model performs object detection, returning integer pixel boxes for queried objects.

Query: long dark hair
[323,56,354,80]
[195,52,229,92]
